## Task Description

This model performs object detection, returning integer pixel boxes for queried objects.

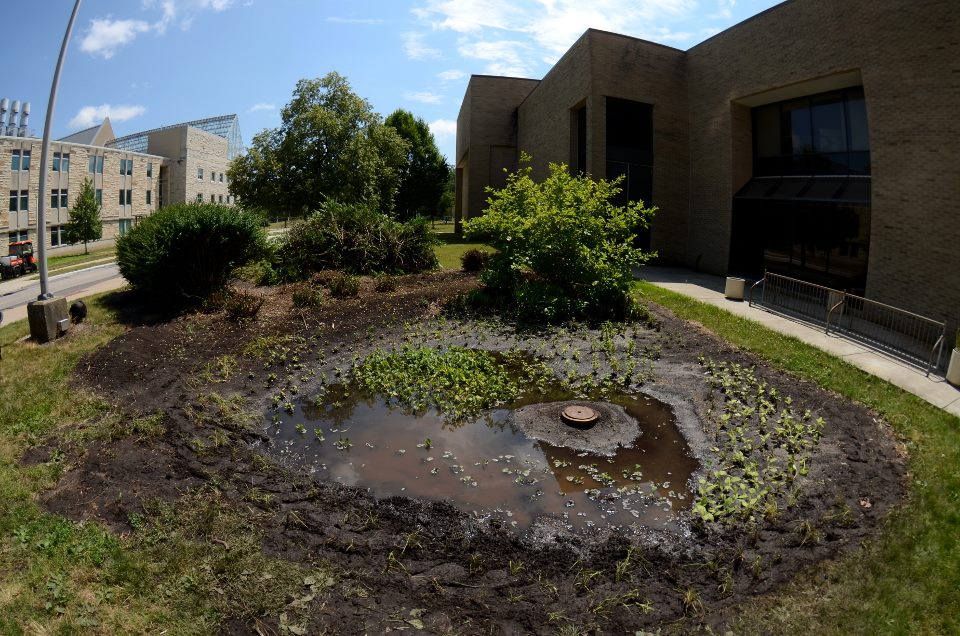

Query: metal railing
[749,271,947,375]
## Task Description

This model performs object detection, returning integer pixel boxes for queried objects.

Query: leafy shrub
[292,285,324,308]
[204,288,264,321]
[276,200,438,281]
[465,155,656,323]
[460,248,491,272]
[374,272,398,292]
[328,273,360,298]
[117,203,267,304]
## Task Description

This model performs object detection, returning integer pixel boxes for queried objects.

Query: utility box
[27,296,68,343]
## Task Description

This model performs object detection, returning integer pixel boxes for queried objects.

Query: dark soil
[37,270,906,634]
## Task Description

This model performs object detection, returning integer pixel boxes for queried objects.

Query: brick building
[456,0,960,335]
[1,113,241,252]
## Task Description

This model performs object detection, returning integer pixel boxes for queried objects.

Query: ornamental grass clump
[465,154,656,323]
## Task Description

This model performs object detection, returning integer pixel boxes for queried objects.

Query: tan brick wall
[0,137,162,251]
[456,75,540,221]
[688,0,960,330]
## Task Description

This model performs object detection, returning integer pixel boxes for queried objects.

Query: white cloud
[404,91,444,105]
[68,104,146,129]
[437,69,466,81]
[402,32,441,60]
[81,1,237,57]
[412,0,699,75]
[248,103,276,112]
[429,119,457,140]
[458,39,530,76]
[327,16,385,24]
[80,19,151,58]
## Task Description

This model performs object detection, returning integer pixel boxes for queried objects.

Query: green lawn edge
[634,279,960,635]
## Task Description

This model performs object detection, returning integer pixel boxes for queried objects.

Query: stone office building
[456,0,959,335]
[1,112,242,252]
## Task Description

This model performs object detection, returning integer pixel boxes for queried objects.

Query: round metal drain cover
[561,405,599,427]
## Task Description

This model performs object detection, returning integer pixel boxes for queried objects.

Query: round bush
[116,203,267,304]
[460,248,492,272]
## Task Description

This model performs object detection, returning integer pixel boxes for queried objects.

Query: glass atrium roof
[107,114,244,160]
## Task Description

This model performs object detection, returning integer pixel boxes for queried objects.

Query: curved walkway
[640,266,960,418]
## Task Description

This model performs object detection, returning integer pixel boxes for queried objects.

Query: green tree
[465,154,657,322]
[384,109,452,221]
[228,72,409,217]
[65,178,103,254]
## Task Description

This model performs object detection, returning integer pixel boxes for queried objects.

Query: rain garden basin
[265,383,699,533]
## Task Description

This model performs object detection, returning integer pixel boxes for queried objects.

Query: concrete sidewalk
[640,265,960,418]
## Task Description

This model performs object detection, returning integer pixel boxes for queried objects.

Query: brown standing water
[265,386,699,533]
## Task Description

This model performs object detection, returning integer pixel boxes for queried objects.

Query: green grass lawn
[634,280,960,634]
[47,246,116,271]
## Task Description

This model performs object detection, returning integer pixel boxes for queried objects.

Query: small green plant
[328,273,361,298]
[460,248,491,272]
[292,285,324,308]
[374,272,398,292]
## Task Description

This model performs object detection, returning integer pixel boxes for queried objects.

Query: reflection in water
[266,385,698,532]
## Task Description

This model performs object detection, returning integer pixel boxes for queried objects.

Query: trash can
[724,277,745,301]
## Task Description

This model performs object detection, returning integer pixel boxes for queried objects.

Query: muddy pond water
[265,386,699,533]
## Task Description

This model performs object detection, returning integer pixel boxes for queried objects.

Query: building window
[126,189,132,205]
[119,189,125,206]
[752,87,870,176]
[119,158,133,176]
[88,155,104,174]
[9,190,28,213]
[95,189,102,205]
[218,194,223,203]
[118,219,133,236]
[146,190,152,205]
[53,152,70,172]
[147,162,153,178]
[219,172,224,183]
[51,189,68,209]
[196,192,203,202]
[8,230,29,243]
[210,194,215,203]
[210,170,215,182]
[50,225,65,247]
[197,167,203,180]
[11,150,31,171]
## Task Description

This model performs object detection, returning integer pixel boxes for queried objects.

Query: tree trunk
[84,240,89,255]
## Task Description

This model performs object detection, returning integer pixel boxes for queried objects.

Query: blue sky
[8,0,783,162]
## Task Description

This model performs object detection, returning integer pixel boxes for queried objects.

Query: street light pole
[36,0,82,300]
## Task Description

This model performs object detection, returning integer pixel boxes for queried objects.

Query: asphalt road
[0,263,125,325]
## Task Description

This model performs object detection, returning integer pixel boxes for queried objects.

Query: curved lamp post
[27,0,81,342]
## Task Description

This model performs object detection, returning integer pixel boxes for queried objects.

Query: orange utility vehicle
[1,240,38,279]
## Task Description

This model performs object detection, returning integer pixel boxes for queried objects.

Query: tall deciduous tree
[228,72,409,216]
[384,109,452,222]
[65,178,102,254]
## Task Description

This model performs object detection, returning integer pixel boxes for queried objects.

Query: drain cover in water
[560,405,599,427]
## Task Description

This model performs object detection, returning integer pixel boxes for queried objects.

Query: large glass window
[146,162,153,178]
[753,87,870,176]
[606,97,654,250]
